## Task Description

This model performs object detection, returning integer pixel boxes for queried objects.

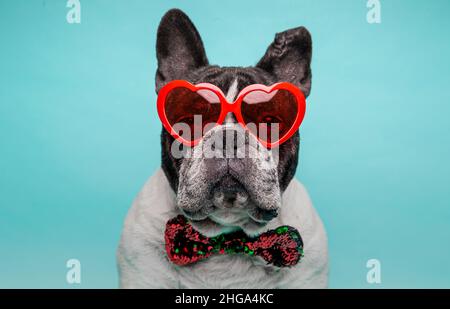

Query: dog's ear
[257,27,312,97]
[156,9,209,92]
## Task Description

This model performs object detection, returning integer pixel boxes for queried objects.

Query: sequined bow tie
[165,215,304,267]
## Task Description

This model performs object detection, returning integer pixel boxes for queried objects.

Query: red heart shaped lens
[157,80,306,148]
[240,89,300,145]
[163,86,222,142]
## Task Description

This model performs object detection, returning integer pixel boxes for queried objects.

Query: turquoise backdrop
[1,0,449,288]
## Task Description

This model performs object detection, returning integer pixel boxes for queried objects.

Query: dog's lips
[247,207,278,223]
[184,206,276,230]
[181,207,212,221]
[181,202,277,238]
[209,208,249,226]
[181,206,274,227]
[182,206,251,225]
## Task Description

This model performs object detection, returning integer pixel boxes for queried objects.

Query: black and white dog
[117,9,328,288]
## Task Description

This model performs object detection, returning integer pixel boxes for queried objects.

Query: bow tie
[165,215,304,267]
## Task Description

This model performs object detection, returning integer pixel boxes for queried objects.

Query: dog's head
[156,9,312,236]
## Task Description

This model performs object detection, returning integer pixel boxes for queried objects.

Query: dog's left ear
[257,27,312,97]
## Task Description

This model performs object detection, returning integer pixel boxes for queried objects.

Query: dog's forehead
[225,79,239,102]
[188,66,276,96]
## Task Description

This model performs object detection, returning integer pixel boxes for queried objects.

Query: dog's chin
[189,217,269,238]
[181,207,276,238]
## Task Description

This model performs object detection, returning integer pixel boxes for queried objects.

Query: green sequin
[174,248,179,254]
[290,232,299,239]
[197,250,205,255]
[225,248,234,254]
[276,226,289,234]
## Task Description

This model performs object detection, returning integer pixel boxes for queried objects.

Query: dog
[117,8,328,288]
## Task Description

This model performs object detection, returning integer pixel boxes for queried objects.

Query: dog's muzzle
[176,124,282,226]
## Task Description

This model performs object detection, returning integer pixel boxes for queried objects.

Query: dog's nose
[212,175,249,208]
[221,190,237,208]
[223,190,237,204]
[213,187,248,209]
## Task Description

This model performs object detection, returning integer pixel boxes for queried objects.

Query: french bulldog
[117,8,328,288]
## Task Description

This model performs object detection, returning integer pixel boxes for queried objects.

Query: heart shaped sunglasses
[157,80,307,148]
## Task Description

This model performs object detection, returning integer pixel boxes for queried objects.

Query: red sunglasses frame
[157,80,306,148]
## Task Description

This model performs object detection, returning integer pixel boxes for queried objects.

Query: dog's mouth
[182,208,277,225]
[180,174,278,228]
[182,209,276,238]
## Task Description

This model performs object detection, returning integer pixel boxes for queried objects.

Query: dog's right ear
[156,9,209,92]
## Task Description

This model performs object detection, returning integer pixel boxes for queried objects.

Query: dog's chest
[173,254,286,288]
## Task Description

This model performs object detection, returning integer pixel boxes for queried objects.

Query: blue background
[1,0,449,288]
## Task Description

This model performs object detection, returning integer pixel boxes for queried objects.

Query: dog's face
[156,9,312,236]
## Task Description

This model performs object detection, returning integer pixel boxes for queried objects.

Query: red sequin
[165,215,304,267]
